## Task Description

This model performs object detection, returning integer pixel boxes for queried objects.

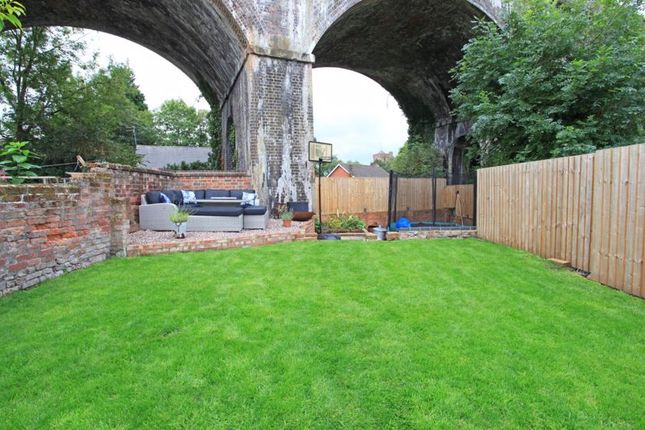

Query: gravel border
[128,219,303,246]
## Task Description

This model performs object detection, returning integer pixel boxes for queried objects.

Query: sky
[84,31,408,165]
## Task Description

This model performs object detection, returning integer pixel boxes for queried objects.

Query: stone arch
[311,0,501,174]
[312,0,500,126]
[19,0,248,105]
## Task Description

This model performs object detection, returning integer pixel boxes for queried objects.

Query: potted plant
[169,209,191,239]
[280,210,294,227]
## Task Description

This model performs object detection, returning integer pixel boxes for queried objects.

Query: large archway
[312,0,500,172]
[12,1,504,209]
[20,0,247,105]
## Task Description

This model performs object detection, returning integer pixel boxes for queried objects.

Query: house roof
[328,162,389,178]
[136,145,211,169]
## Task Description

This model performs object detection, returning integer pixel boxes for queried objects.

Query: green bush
[323,214,366,232]
[0,141,40,184]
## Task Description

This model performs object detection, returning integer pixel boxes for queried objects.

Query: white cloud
[313,68,408,163]
[82,32,409,163]
[82,30,208,111]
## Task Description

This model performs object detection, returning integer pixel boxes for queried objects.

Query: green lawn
[1,240,643,429]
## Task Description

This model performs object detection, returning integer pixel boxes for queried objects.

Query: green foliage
[1,241,643,428]
[373,157,394,172]
[280,210,294,221]
[390,135,443,177]
[163,160,215,171]
[451,0,645,166]
[0,28,150,174]
[0,140,39,183]
[153,99,210,147]
[169,209,191,225]
[0,0,25,31]
[207,106,222,169]
[319,155,343,176]
[323,213,366,232]
[41,62,153,170]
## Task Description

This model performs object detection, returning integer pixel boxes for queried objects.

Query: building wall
[329,167,351,178]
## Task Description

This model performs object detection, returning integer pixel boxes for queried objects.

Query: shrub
[323,213,366,232]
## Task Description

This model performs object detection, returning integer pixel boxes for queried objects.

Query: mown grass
[1,239,643,429]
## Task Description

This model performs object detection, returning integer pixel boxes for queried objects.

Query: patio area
[126,220,317,256]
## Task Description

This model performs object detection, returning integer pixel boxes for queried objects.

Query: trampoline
[387,171,477,232]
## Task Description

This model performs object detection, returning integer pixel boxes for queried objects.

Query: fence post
[387,171,394,230]
[473,171,478,227]
[432,169,437,225]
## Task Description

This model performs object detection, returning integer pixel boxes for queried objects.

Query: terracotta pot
[293,211,315,221]
[282,219,292,228]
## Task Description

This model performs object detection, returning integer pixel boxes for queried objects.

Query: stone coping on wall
[88,162,248,179]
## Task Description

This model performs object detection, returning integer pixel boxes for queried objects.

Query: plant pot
[282,219,292,228]
[175,222,187,239]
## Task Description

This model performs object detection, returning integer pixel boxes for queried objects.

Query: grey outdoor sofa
[139,189,268,232]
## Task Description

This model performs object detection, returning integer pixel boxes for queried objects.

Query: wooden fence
[478,143,645,298]
[313,177,475,224]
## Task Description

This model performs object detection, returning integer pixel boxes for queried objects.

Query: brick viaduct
[21,0,503,210]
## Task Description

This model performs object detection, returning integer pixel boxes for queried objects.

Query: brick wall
[88,163,253,232]
[128,220,316,257]
[0,165,254,294]
[174,171,252,190]
[0,173,113,295]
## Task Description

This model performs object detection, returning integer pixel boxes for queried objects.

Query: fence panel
[478,143,645,298]
[314,177,475,220]
[314,177,389,215]
[588,145,645,297]
[440,185,475,223]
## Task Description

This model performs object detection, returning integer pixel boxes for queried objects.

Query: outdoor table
[196,198,243,206]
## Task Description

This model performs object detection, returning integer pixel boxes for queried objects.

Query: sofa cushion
[243,206,267,216]
[193,190,205,200]
[162,190,183,206]
[181,190,198,204]
[205,189,229,199]
[230,189,255,199]
[144,191,164,205]
[191,207,243,217]
[160,193,172,204]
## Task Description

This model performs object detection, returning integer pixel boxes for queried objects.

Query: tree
[0,27,84,142]
[40,62,156,169]
[0,27,155,172]
[0,0,25,31]
[153,99,210,147]
[390,135,443,177]
[451,0,645,167]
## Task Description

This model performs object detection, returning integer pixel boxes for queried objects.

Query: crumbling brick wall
[0,173,112,295]
[0,165,254,294]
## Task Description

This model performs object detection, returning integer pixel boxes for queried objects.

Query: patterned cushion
[181,190,197,204]
[242,192,258,206]
[230,189,256,199]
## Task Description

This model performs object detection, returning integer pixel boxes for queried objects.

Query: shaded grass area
[1,240,643,429]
